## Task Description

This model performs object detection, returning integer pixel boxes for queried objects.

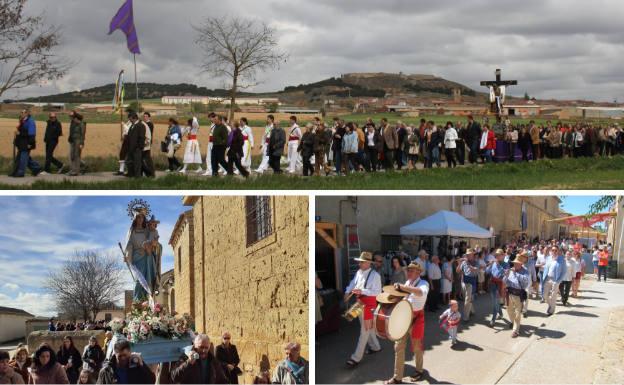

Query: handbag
[160,141,168,153]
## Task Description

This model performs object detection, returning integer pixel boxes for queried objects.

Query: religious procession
[0,195,309,385]
[315,195,624,384]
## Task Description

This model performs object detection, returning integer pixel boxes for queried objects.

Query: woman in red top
[597,249,609,282]
[480,124,496,163]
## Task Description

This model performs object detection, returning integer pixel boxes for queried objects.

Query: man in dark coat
[227,122,249,177]
[210,113,230,177]
[268,121,286,174]
[43,112,63,173]
[125,112,145,178]
[11,110,41,177]
[466,115,482,164]
[96,340,155,384]
[171,335,227,384]
[331,118,345,174]
[215,332,242,384]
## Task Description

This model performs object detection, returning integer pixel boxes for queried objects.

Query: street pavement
[316,277,624,384]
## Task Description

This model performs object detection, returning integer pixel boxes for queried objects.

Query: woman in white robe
[180,117,203,173]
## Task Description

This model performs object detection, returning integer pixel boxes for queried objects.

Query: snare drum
[373,299,413,341]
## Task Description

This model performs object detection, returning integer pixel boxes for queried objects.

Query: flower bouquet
[107,302,195,364]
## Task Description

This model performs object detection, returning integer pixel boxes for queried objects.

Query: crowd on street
[339,239,612,384]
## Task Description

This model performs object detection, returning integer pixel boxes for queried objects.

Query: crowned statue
[123,199,162,303]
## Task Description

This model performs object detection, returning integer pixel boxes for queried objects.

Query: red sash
[189,135,197,140]
[411,310,425,340]
[289,136,300,141]
[491,277,505,299]
[243,135,249,141]
[357,295,377,321]
[209,136,213,143]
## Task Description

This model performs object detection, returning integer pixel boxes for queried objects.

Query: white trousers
[350,314,380,363]
[205,142,213,174]
[242,140,252,168]
[287,140,301,172]
[543,279,559,314]
[256,143,270,172]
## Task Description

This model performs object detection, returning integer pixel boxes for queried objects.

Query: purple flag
[109,0,141,54]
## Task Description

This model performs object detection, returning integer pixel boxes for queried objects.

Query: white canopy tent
[400,210,493,239]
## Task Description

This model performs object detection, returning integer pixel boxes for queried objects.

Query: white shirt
[405,278,429,311]
[427,263,441,280]
[367,132,375,146]
[485,253,496,264]
[345,268,382,297]
[444,127,458,148]
[242,125,254,146]
[290,124,302,140]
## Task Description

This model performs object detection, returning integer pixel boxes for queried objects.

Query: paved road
[316,277,624,384]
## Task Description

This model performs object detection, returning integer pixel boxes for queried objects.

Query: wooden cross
[480,68,518,89]
[480,69,518,118]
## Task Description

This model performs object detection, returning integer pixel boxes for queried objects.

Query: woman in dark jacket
[518,125,532,161]
[82,337,105,373]
[313,123,330,176]
[215,333,242,384]
[226,122,249,177]
[298,124,315,177]
[57,337,82,384]
[29,344,69,384]
[364,124,382,172]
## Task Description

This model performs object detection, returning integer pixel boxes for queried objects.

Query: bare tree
[0,0,72,99]
[194,16,288,122]
[45,250,125,322]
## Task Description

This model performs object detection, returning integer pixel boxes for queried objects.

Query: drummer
[345,251,383,368]
[503,252,530,338]
[385,262,429,384]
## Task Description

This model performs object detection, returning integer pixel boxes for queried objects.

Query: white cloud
[2,283,19,291]
[0,292,57,317]
[2,0,622,102]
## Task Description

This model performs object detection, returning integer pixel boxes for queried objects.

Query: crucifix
[480,69,518,119]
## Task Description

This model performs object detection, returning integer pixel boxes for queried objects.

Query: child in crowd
[439,300,461,345]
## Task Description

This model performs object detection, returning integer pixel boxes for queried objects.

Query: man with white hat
[504,252,530,337]
[385,262,429,384]
[345,251,382,367]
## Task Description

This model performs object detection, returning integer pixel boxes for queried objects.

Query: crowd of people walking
[9,109,624,179]
[342,238,611,384]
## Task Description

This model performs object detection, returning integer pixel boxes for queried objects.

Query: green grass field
[2,155,622,190]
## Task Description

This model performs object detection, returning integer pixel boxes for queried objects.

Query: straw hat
[495,248,505,255]
[466,248,475,254]
[406,262,423,273]
[513,252,529,265]
[382,285,409,298]
[354,251,373,262]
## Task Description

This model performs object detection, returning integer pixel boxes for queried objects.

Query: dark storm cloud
[5,0,624,101]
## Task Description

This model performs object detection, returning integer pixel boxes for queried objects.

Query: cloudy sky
[0,196,182,317]
[4,0,623,102]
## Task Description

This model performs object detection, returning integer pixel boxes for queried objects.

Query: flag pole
[133,53,139,110]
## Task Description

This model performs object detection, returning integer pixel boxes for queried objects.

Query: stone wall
[175,196,309,383]
[27,331,104,355]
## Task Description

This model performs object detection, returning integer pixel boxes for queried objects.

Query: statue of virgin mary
[124,200,159,302]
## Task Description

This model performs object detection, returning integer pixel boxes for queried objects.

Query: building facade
[316,196,563,253]
[0,306,34,343]
[169,196,309,382]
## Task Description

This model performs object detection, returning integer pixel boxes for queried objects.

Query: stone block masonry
[171,196,309,383]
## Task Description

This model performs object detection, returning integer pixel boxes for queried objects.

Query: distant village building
[169,196,308,383]
[502,100,541,117]
[0,306,34,343]
[161,96,280,106]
